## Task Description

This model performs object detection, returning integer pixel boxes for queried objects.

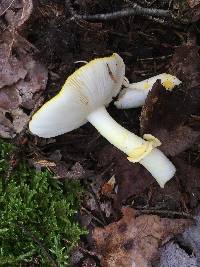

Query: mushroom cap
[29,53,125,138]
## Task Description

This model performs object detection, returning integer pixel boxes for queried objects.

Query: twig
[63,239,99,257]
[75,4,171,21]
[81,207,105,226]
[134,208,194,219]
[0,0,15,17]
[18,223,59,267]
[65,0,76,16]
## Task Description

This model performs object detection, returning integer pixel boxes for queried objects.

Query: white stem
[115,88,148,108]
[87,106,175,188]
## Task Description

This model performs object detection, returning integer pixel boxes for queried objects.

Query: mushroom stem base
[87,106,175,187]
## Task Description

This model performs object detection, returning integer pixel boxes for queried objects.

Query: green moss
[0,139,86,266]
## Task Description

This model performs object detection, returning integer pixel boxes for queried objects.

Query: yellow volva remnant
[127,134,161,163]
[29,54,176,188]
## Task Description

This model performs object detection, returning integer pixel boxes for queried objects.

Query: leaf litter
[0,0,47,138]
[93,207,192,267]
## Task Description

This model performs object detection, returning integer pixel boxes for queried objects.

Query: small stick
[81,207,105,226]
[65,0,76,16]
[134,208,194,219]
[63,239,99,257]
[0,0,15,17]
[18,223,59,267]
[75,4,171,21]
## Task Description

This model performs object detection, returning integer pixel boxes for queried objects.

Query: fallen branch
[75,3,171,21]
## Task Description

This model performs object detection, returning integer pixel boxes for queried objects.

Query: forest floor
[0,0,200,266]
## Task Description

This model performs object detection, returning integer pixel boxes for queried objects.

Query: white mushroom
[115,73,182,109]
[29,54,175,188]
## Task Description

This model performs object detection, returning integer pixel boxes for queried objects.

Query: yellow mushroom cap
[29,53,125,137]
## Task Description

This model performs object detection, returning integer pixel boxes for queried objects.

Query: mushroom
[29,54,175,187]
[115,73,182,109]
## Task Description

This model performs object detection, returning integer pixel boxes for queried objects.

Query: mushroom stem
[87,106,175,187]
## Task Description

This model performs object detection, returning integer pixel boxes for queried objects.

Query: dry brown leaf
[0,0,15,16]
[98,145,154,203]
[2,0,33,28]
[187,0,200,8]
[158,241,197,267]
[174,158,200,209]
[170,43,200,88]
[173,0,200,22]
[0,34,48,138]
[17,0,33,27]
[0,86,21,110]
[0,43,27,88]
[140,42,200,156]
[93,207,192,267]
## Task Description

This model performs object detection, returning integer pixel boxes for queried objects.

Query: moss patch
[0,140,86,266]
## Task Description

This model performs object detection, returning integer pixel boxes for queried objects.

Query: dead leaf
[100,201,112,218]
[15,56,48,110]
[0,43,27,88]
[174,158,200,209]
[158,241,197,267]
[70,248,84,266]
[82,257,97,267]
[0,0,15,17]
[0,34,48,138]
[173,0,200,23]
[12,108,29,134]
[0,111,14,138]
[93,207,192,267]
[140,42,200,156]
[98,145,154,204]
[158,208,200,266]
[0,86,21,110]
[2,0,33,28]
[170,44,200,88]
[116,158,154,203]
[181,210,200,261]
[65,162,86,180]
[149,179,182,211]
[188,0,200,8]
[101,175,116,197]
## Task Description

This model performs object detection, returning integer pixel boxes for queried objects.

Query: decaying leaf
[159,208,200,267]
[170,43,200,88]
[93,207,192,267]
[0,0,33,28]
[173,0,200,23]
[101,175,116,197]
[0,34,48,138]
[149,178,182,211]
[174,158,200,209]
[98,145,154,204]
[158,241,197,267]
[0,43,27,88]
[187,0,200,8]
[140,42,200,156]
[181,210,200,261]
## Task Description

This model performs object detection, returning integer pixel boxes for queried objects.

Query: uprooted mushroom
[29,53,176,188]
[115,73,182,108]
